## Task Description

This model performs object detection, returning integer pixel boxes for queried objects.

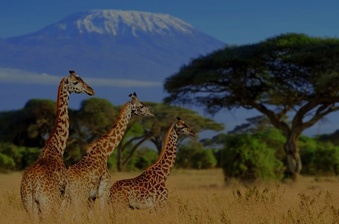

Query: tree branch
[252,103,291,135]
[122,135,152,166]
[302,104,339,130]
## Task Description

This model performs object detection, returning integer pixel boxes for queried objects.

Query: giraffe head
[174,117,195,136]
[129,92,155,117]
[64,70,95,95]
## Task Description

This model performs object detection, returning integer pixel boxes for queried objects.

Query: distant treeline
[1,98,339,182]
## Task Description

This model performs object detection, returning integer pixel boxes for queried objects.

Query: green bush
[221,134,284,183]
[192,149,217,169]
[177,141,217,169]
[121,148,158,171]
[0,142,40,171]
[301,141,339,176]
[0,152,15,172]
[255,129,285,161]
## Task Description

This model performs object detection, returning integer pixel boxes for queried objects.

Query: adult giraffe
[109,117,195,210]
[20,71,94,221]
[65,92,154,215]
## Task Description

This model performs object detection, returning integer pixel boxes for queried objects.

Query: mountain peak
[2,9,224,83]
[54,9,194,37]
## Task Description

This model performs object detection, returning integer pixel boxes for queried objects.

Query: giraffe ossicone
[109,116,195,210]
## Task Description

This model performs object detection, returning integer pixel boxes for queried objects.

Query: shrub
[221,134,284,183]
[192,149,217,169]
[301,141,339,176]
[0,142,40,170]
[0,153,15,172]
[122,148,158,171]
[177,141,217,169]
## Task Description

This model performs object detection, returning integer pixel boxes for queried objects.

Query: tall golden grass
[1,169,339,224]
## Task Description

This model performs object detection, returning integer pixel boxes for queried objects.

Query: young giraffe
[20,71,94,220]
[65,92,154,214]
[109,117,195,210]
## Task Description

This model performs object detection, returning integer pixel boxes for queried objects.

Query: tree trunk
[284,133,302,180]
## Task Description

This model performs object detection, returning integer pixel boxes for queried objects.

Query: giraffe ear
[133,92,137,97]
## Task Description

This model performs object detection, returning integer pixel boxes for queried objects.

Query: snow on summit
[60,9,194,36]
[3,8,224,83]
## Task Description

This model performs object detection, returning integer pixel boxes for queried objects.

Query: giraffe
[65,92,154,215]
[20,71,94,221]
[109,117,195,210]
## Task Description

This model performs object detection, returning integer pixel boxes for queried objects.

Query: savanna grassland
[1,169,339,224]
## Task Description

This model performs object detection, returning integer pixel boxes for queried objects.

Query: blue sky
[1,0,339,136]
[0,0,338,44]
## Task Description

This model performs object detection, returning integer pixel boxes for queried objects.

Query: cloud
[0,68,162,87]
[85,77,162,87]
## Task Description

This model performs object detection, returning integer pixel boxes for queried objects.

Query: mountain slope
[0,10,224,81]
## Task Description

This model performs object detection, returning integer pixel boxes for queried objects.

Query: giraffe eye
[73,81,79,85]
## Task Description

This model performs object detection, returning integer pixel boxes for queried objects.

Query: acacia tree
[164,33,339,179]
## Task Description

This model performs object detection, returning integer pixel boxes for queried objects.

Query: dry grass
[1,169,339,224]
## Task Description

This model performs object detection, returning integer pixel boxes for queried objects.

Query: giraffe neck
[88,102,132,159]
[147,124,178,181]
[39,78,70,159]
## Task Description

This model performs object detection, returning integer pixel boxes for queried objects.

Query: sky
[1,0,339,136]
[0,0,338,44]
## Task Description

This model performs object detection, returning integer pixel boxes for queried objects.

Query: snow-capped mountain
[0,9,224,111]
[1,10,224,81]
[54,10,194,37]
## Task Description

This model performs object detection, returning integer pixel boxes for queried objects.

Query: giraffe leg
[20,179,33,214]
[67,184,89,220]
[22,193,39,223]
[60,187,71,217]
[98,172,110,209]
[20,174,42,222]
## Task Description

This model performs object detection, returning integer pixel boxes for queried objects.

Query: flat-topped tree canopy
[164,33,339,179]
[165,33,339,114]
